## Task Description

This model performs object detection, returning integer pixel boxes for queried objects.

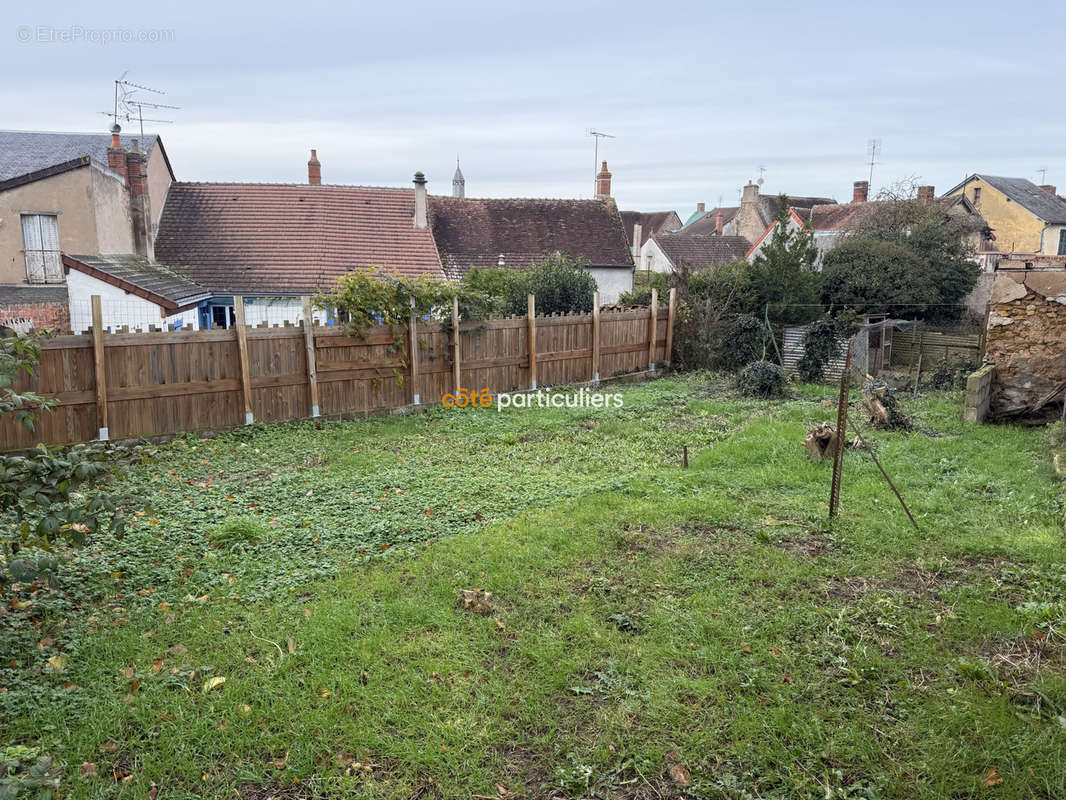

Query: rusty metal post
[829,343,852,518]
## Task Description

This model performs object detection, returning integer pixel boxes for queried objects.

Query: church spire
[452,156,465,198]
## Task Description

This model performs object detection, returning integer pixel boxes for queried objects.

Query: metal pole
[847,418,920,532]
[829,343,852,518]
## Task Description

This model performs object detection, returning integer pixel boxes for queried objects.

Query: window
[1058,229,1066,256]
[21,214,63,284]
[972,186,981,205]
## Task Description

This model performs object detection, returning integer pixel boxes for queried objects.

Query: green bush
[797,316,843,383]
[462,254,597,316]
[736,360,788,399]
[720,315,767,371]
[210,516,270,547]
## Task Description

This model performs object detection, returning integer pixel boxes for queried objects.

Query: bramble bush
[736,360,788,399]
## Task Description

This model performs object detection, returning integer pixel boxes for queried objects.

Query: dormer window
[21,213,63,284]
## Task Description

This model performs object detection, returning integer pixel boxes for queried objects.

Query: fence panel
[0,300,672,450]
[890,330,981,368]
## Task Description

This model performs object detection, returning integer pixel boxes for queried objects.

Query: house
[428,164,634,303]
[733,181,836,243]
[620,210,681,262]
[946,174,1066,255]
[0,127,176,331]
[680,206,739,235]
[643,233,750,274]
[154,157,445,328]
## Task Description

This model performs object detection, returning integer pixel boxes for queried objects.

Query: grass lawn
[3,375,1065,799]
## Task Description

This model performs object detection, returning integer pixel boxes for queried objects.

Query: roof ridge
[171,181,414,191]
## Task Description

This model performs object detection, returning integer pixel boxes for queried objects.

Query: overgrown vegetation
[822,182,982,323]
[462,254,597,316]
[735,359,788,398]
[797,315,844,382]
[744,195,823,325]
[3,377,1063,799]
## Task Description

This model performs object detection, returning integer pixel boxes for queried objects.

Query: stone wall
[985,270,1066,417]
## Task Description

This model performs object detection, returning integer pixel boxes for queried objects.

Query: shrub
[797,316,843,383]
[211,516,270,547]
[736,361,788,399]
[462,254,597,316]
[720,315,767,371]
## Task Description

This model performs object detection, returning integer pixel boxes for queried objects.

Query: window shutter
[39,216,63,282]
[21,214,62,284]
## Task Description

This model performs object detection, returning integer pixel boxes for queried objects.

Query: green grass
[3,375,1065,799]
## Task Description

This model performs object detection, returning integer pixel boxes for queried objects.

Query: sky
[5,0,1066,215]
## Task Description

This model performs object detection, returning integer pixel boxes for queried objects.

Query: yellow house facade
[946,174,1066,255]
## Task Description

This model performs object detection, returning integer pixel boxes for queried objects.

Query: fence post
[233,296,254,425]
[647,288,658,372]
[527,293,537,390]
[591,291,601,383]
[409,297,420,405]
[665,287,676,368]
[451,296,461,394]
[301,296,320,417]
[90,295,109,441]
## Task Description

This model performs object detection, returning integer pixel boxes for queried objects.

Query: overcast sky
[6,0,1065,215]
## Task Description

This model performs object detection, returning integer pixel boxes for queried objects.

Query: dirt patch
[774,535,829,557]
[985,630,1066,680]
[239,783,310,800]
[823,558,1013,603]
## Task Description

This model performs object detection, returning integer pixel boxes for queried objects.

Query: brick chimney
[595,161,612,198]
[715,209,723,235]
[413,171,428,229]
[852,180,869,203]
[125,141,153,259]
[1040,184,1058,196]
[917,185,935,205]
[308,149,321,185]
[107,124,127,182]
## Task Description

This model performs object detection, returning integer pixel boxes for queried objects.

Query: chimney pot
[852,180,869,204]
[107,124,127,181]
[110,123,121,149]
[1040,184,1058,196]
[308,149,321,185]
[696,202,705,213]
[917,185,935,205]
[715,209,723,236]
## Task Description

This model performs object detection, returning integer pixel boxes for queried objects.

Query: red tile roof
[154,183,444,294]
[429,196,634,280]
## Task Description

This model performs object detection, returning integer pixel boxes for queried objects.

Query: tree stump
[805,422,838,462]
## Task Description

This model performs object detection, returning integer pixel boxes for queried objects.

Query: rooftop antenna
[1038,166,1048,183]
[866,138,881,188]
[586,128,615,196]
[98,74,180,138]
[757,165,766,186]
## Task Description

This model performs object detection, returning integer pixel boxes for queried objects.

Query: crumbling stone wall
[985,270,1066,417]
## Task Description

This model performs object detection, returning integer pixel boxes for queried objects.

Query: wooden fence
[0,290,676,450]
[889,328,982,369]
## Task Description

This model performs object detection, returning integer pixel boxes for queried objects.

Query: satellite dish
[756,177,764,186]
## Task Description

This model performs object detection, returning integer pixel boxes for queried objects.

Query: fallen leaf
[740,642,752,654]
[782,673,794,683]
[287,637,296,654]
[983,767,1003,787]
[202,676,226,693]
[168,643,187,656]
[99,739,119,754]
[80,762,97,779]
[46,654,69,671]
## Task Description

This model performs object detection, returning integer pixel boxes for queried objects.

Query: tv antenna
[586,128,615,195]
[866,138,881,188]
[1037,166,1048,183]
[99,73,180,138]
[757,165,766,186]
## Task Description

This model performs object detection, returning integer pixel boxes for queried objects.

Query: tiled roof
[681,206,739,234]
[154,183,444,294]
[757,194,836,229]
[963,175,1066,223]
[807,203,873,231]
[63,254,210,309]
[429,196,634,280]
[620,210,681,246]
[0,130,161,183]
[653,233,751,270]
